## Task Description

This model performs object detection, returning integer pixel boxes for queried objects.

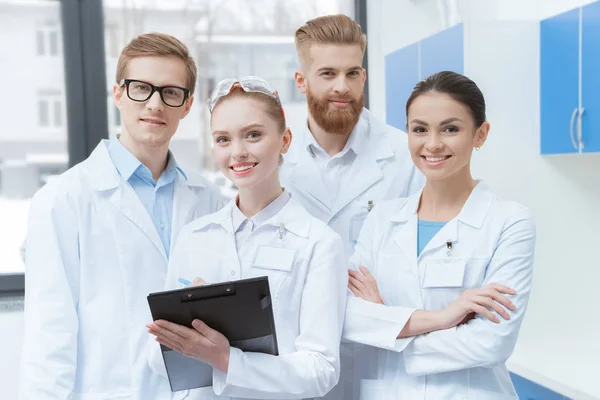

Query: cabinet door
[420,23,464,78]
[540,8,580,154]
[582,1,600,153]
[385,43,419,131]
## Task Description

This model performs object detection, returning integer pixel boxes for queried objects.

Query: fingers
[348,284,362,298]
[471,304,500,323]
[192,277,206,286]
[487,291,516,312]
[348,274,368,294]
[191,319,219,343]
[152,320,193,340]
[486,283,516,295]
[473,295,511,320]
[358,266,374,280]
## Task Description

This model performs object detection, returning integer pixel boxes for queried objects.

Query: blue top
[417,220,447,256]
[107,138,185,257]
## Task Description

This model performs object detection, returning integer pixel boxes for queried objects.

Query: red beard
[307,89,364,135]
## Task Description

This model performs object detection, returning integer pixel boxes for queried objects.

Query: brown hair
[406,71,487,128]
[295,14,367,63]
[116,32,197,95]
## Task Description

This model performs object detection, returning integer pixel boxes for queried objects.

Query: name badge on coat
[252,246,296,272]
[422,259,466,288]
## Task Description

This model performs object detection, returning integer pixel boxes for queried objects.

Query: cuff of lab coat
[342,296,416,352]
[212,346,243,396]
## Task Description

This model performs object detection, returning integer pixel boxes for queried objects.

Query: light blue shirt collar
[107,137,186,185]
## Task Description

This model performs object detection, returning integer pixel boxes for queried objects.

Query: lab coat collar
[389,180,493,230]
[286,109,394,213]
[83,140,206,261]
[86,140,205,192]
[191,194,311,238]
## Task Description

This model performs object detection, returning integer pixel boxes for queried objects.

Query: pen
[178,277,192,286]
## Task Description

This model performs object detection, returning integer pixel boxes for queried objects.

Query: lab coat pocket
[250,246,295,295]
[422,259,467,288]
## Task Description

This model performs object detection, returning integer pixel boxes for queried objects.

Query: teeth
[425,156,448,162]
[232,164,255,172]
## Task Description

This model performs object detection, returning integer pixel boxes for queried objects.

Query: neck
[237,174,283,218]
[418,168,477,222]
[307,113,353,157]
[119,132,169,181]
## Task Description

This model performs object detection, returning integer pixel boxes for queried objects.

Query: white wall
[368,0,600,398]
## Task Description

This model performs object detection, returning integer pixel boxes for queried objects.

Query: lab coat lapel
[107,182,167,261]
[389,194,419,273]
[290,141,332,211]
[332,152,383,216]
[85,141,168,261]
[169,174,200,255]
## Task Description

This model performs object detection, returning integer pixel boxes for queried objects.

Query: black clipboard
[147,276,279,392]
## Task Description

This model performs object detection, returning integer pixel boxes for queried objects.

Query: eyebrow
[316,66,363,73]
[409,117,463,126]
[211,123,265,136]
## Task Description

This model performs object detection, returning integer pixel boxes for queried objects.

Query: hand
[147,319,230,372]
[441,283,517,328]
[348,266,385,305]
[192,277,206,286]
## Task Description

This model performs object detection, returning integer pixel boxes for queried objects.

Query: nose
[146,90,164,112]
[333,76,349,95]
[425,132,444,151]
[231,138,249,160]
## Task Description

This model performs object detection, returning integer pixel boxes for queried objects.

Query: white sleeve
[212,234,347,399]
[19,186,80,399]
[403,211,536,375]
[342,206,417,352]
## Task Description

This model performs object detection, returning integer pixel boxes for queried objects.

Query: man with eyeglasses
[19,33,223,400]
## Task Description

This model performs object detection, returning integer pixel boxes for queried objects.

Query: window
[102,0,354,197]
[38,91,64,128]
[36,23,61,57]
[1,1,68,282]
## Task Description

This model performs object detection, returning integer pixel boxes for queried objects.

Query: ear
[361,68,367,84]
[294,71,308,95]
[180,95,194,119]
[113,83,125,110]
[475,121,490,148]
[281,127,293,154]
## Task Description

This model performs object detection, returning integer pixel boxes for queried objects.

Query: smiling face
[407,91,489,182]
[113,55,193,152]
[210,95,291,193]
[295,43,366,134]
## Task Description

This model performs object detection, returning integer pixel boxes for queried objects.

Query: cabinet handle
[576,107,585,153]
[569,108,579,150]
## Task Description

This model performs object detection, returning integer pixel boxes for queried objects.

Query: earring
[475,146,481,151]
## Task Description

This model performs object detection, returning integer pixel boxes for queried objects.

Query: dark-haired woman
[342,71,536,399]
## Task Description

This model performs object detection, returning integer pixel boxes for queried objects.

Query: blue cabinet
[581,0,600,153]
[511,373,571,400]
[385,24,464,130]
[540,1,600,154]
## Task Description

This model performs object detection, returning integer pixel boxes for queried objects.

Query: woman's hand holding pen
[147,276,231,372]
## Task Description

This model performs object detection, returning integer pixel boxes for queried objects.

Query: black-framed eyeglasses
[119,79,190,107]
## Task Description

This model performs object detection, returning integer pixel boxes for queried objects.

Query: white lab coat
[280,108,424,257]
[279,108,424,400]
[19,140,223,400]
[343,182,536,399]
[148,196,348,400]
